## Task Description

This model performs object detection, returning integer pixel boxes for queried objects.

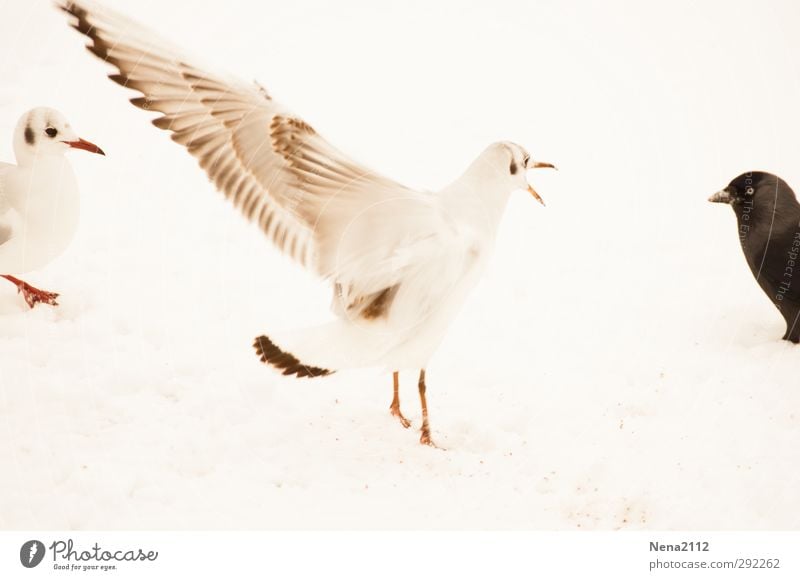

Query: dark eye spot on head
[24,125,35,145]
[509,160,518,175]
[45,127,58,138]
[523,155,530,167]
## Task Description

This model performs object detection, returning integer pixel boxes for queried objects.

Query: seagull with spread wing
[60,0,555,446]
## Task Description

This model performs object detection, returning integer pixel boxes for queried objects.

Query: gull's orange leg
[389,371,411,428]
[2,275,59,308]
[418,369,436,446]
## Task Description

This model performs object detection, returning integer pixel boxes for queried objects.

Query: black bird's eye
[745,186,755,196]
[45,127,58,138]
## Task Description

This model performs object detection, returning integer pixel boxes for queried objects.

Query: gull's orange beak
[526,161,556,206]
[63,138,105,156]
[527,184,545,206]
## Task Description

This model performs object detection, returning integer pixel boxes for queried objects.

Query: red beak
[63,138,105,156]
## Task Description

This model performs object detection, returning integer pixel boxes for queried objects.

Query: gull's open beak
[708,187,732,204]
[527,184,545,206]
[63,138,105,156]
[526,160,557,206]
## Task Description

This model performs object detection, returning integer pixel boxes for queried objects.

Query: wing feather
[61,0,449,321]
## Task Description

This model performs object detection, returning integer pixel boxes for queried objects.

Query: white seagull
[61,0,554,446]
[0,107,104,308]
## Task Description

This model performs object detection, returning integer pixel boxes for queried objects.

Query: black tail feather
[253,335,334,378]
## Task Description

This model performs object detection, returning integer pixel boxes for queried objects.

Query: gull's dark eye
[522,154,530,167]
[45,127,58,138]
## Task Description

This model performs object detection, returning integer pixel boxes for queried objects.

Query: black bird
[709,171,800,342]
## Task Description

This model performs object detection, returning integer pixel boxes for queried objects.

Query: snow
[1,0,799,529]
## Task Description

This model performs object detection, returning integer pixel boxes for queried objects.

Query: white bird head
[13,107,104,165]
[482,141,556,205]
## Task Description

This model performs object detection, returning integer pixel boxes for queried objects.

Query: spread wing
[60,0,430,288]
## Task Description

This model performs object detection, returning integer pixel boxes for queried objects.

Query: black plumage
[710,171,800,342]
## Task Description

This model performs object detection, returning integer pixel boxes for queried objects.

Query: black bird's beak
[708,187,733,204]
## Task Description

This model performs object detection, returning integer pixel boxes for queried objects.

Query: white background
[0,0,799,530]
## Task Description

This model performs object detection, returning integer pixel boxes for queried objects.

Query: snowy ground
[1,0,799,529]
